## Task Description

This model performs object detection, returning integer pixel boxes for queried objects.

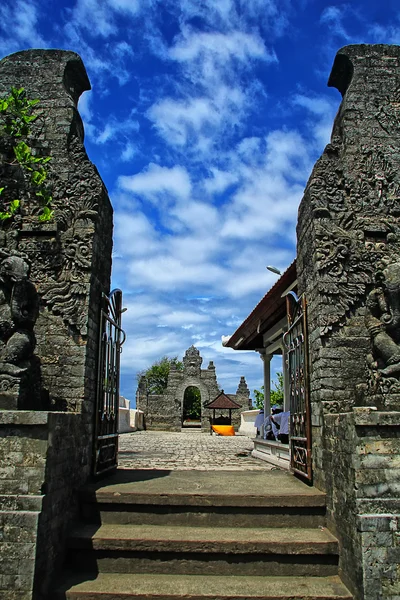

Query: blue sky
[1,0,400,404]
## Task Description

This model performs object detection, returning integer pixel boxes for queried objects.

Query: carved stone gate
[93,289,126,476]
[283,293,312,482]
[136,346,251,431]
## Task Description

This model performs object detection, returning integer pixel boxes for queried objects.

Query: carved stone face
[383,263,400,292]
[0,256,29,284]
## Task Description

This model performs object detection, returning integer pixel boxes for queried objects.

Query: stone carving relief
[0,55,105,339]
[306,139,400,336]
[365,261,400,396]
[374,85,400,136]
[183,345,203,376]
[12,136,104,337]
[0,251,43,408]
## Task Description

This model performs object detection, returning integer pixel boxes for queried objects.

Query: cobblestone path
[118,430,272,471]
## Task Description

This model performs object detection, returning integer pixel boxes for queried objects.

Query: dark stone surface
[0,253,45,410]
[296,44,400,600]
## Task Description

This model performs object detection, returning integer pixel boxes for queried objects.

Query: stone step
[80,470,326,529]
[80,470,326,509]
[82,502,326,529]
[67,524,339,577]
[55,572,353,599]
[180,428,202,433]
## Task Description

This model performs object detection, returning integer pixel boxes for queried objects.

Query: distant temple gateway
[136,345,252,431]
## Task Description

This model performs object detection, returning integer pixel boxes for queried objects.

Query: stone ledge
[252,439,290,470]
[357,513,399,532]
[0,410,49,426]
[0,494,44,511]
[353,408,400,427]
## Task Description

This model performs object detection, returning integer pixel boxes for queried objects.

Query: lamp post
[266,265,281,275]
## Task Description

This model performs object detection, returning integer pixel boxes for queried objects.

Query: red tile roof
[225,260,296,351]
[204,392,242,410]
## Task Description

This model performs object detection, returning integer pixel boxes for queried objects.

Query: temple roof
[204,392,242,410]
[224,260,296,351]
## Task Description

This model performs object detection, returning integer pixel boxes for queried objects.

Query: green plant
[253,372,284,409]
[138,356,184,395]
[0,87,53,222]
[253,386,265,410]
[183,386,201,419]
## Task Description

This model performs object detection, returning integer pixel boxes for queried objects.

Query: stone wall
[137,346,251,431]
[296,44,400,600]
[0,410,90,600]
[0,50,114,600]
[0,50,113,418]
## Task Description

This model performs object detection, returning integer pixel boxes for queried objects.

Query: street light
[266,265,281,275]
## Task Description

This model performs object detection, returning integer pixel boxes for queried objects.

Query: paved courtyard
[118,430,273,471]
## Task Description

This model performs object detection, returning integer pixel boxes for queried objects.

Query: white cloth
[254,410,265,429]
[263,415,279,440]
[271,411,290,436]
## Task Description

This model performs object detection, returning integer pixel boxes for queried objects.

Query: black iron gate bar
[283,293,312,482]
[94,289,126,477]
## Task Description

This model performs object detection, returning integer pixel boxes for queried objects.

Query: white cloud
[113,40,135,58]
[165,30,275,124]
[118,163,192,200]
[158,310,210,327]
[107,0,140,16]
[169,30,271,65]
[77,91,93,122]
[169,201,219,232]
[63,22,131,85]
[367,22,400,44]
[320,5,352,41]
[121,332,185,373]
[166,234,220,265]
[175,0,288,38]
[120,296,168,324]
[147,85,246,150]
[147,96,220,147]
[96,117,139,144]
[70,0,117,38]
[120,142,138,162]
[129,256,226,289]
[293,94,339,148]
[114,212,160,257]
[0,0,47,54]
[203,168,238,194]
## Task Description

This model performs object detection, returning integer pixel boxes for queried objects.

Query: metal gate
[283,293,312,482]
[93,289,126,477]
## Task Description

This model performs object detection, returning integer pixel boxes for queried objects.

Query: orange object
[211,425,235,436]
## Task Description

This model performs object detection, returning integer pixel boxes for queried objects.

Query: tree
[183,386,201,420]
[253,386,265,410]
[0,87,53,222]
[138,356,183,395]
[253,372,284,409]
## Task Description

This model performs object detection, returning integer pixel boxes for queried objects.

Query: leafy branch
[0,86,53,222]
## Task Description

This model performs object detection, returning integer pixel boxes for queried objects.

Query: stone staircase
[54,470,353,599]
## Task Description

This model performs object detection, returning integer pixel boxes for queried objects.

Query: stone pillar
[259,351,272,416]
[282,350,289,411]
[135,376,148,423]
[296,44,400,600]
[0,50,113,600]
[232,375,251,429]
[236,375,250,407]
[0,50,113,420]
